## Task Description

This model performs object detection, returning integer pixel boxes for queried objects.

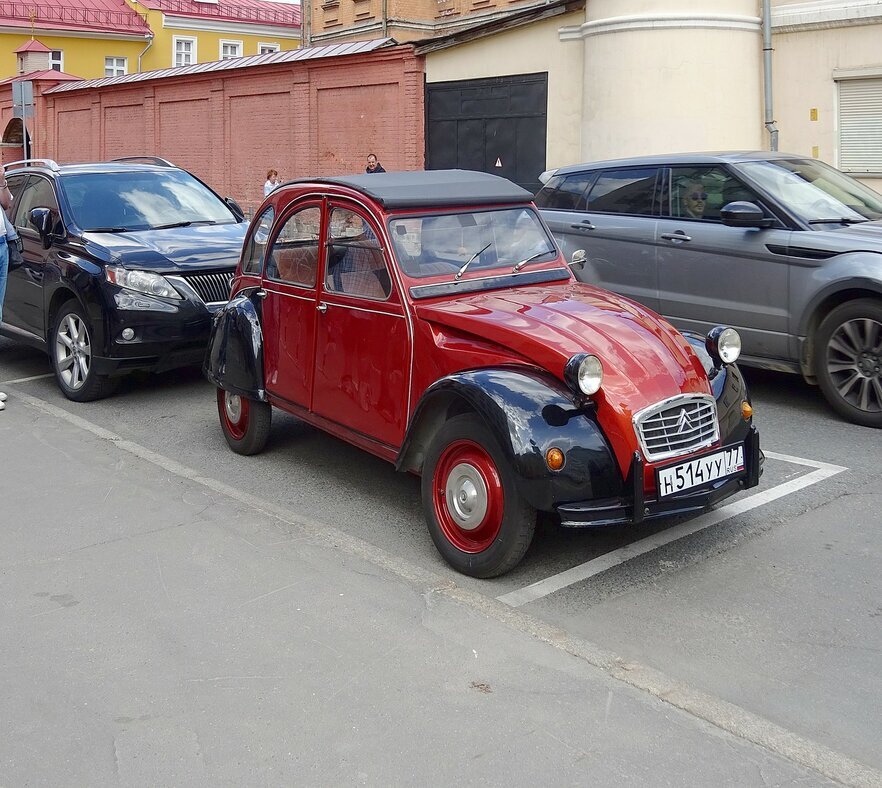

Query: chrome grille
[180,271,234,305]
[633,394,719,462]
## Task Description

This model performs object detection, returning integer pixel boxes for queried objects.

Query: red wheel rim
[432,439,504,553]
[217,389,250,440]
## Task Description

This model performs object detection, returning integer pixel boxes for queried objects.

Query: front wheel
[421,414,536,578]
[51,299,118,402]
[217,388,272,454]
[815,298,882,428]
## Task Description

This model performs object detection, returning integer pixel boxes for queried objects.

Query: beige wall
[425,11,585,169]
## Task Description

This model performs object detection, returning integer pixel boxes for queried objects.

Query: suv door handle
[660,232,692,243]
[570,221,596,231]
[316,302,328,313]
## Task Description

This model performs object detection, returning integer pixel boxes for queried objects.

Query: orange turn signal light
[741,401,753,420]
[546,447,565,471]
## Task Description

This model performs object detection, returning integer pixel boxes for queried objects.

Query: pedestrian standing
[264,169,281,197]
[365,154,386,174]
[0,171,15,411]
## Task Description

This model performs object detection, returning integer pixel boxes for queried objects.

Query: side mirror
[29,207,54,249]
[569,249,587,270]
[225,197,245,222]
[720,201,775,228]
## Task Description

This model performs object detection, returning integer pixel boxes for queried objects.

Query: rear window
[61,170,237,232]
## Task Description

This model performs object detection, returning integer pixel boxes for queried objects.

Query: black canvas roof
[291,169,534,209]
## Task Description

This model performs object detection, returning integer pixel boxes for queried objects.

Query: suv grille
[633,394,719,462]
[181,272,234,305]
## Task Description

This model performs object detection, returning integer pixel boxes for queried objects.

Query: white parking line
[0,373,54,385]
[497,451,847,608]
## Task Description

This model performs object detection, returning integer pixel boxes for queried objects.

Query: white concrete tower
[562,0,765,161]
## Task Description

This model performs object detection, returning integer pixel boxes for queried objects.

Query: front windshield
[736,158,882,223]
[388,207,558,279]
[62,170,238,232]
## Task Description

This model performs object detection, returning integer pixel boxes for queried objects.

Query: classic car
[537,152,882,428]
[204,170,761,578]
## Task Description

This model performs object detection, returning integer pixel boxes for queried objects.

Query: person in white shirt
[264,168,281,197]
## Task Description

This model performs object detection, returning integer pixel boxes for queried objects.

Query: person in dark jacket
[365,154,386,174]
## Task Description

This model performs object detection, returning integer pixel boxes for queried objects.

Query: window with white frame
[173,36,197,67]
[49,50,63,71]
[104,57,127,77]
[220,40,243,60]
[258,42,280,54]
[838,77,882,174]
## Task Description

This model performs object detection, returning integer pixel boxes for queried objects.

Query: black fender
[203,290,266,400]
[396,367,623,513]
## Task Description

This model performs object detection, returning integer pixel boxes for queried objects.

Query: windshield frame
[60,168,240,233]
[733,158,882,225]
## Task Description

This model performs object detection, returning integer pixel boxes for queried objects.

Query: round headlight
[706,326,742,365]
[565,353,603,396]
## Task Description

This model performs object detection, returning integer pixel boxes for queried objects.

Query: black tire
[815,298,882,428]
[421,413,536,578]
[217,387,272,455]
[50,299,119,402]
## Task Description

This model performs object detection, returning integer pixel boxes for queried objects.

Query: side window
[241,206,274,276]
[265,205,321,287]
[325,207,390,300]
[584,168,659,216]
[534,172,597,211]
[14,176,60,232]
[6,175,26,207]
[667,166,763,222]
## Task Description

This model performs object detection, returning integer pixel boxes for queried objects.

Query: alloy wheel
[826,317,882,414]
[55,313,92,391]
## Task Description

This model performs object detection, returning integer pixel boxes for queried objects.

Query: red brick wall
[37,46,425,215]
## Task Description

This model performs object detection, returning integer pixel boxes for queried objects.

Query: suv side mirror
[720,201,775,228]
[225,197,245,222]
[569,249,587,270]
[29,207,55,249]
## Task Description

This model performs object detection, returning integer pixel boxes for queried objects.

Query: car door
[311,202,410,448]
[656,166,793,361]
[6,174,60,337]
[539,167,661,312]
[260,200,323,409]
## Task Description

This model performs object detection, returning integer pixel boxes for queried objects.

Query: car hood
[81,222,247,272]
[813,219,882,248]
[415,281,711,419]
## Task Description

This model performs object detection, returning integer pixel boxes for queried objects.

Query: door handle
[570,221,596,231]
[253,289,267,299]
[660,232,692,242]
[316,302,328,313]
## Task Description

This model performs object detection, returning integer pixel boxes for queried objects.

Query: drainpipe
[137,33,154,74]
[382,0,388,37]
[762,0,779,150]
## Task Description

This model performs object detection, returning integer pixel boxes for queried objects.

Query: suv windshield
[389,207,558,279]
[736,158,882,223]
[61,170,237,232]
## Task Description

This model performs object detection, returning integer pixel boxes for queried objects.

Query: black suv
[1,157,247,401]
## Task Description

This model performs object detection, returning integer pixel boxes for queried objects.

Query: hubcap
[224,392,243,424]
[55,313,91,391]
[445,463,488,531]
[826,317,882,413]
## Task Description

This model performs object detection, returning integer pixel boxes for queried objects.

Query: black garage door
[425,73,547,194]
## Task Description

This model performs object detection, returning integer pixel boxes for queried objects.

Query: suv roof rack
[110,156,175,167]
[3,158,61,172]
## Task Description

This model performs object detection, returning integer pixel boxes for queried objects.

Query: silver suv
[536,152,882,428]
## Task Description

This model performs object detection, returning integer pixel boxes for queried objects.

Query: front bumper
[556,425,762,527]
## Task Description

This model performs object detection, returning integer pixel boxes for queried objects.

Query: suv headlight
[564,353,603,396]
[106,266,182,300]
[706,326,741,365]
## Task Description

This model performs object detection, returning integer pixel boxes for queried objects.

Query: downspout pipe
[138,33,154,73]
[762,0,779,150]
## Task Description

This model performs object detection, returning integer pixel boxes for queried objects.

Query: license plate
[656,444,745,498]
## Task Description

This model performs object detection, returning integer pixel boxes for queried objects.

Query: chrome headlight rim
[105,266,183,300]
[706,325,741,366]
[564,353,604,396]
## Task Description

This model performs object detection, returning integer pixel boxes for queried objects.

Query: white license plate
[656,444,745,498]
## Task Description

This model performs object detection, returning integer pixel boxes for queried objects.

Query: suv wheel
[51,299,118,402]
[815,298,882,428]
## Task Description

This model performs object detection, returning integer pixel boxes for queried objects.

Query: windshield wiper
[153,220,217,230]
[512,249,553,273]
[807,217,868,225]
[454,242,492,281]
[85,226,129,233]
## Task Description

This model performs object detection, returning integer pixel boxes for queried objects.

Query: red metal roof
[0,1,151,35]
[14,39,52,53]
[46,38,394,93]
[137,0,300,27]
[0,69,83,85]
